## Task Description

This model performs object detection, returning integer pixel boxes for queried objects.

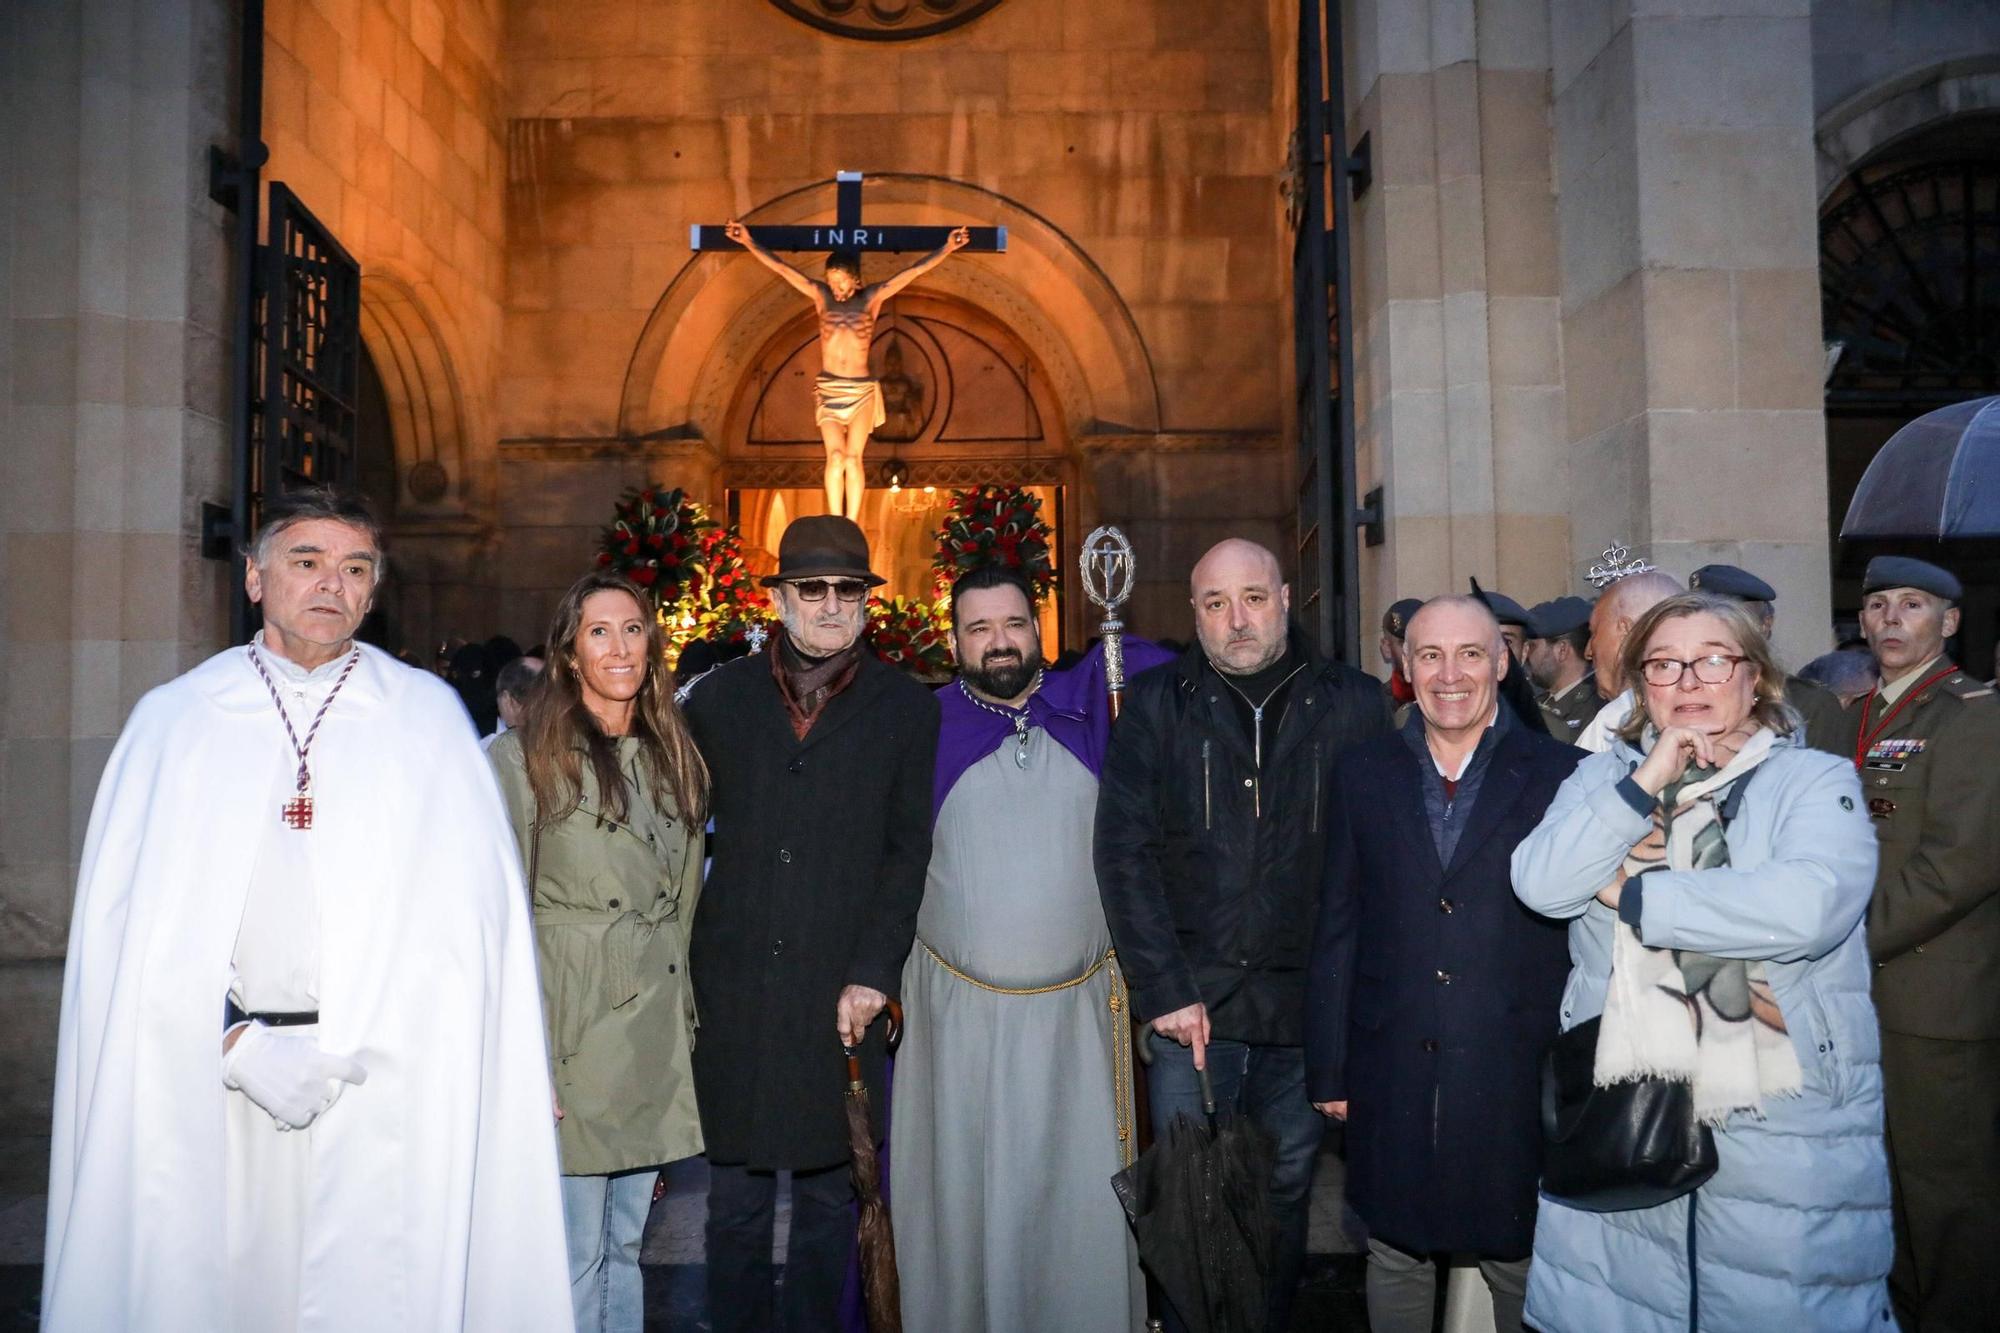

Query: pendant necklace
[248,643,361,829]
[958,671,1044,768]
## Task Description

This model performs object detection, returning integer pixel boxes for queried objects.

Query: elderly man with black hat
[1837,555,2000,1333]
[1524,595,1601,741]
[1688,562,1847,753]
[679,515,941,1333]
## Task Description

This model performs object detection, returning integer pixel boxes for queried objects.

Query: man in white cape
[42,489,572,1332]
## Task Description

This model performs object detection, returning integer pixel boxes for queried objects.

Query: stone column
[1341,0,1570,641]
[0,0,237,1132]
[1553,0,1830,667]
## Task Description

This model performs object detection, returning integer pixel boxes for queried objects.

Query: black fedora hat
[758,515,887,587]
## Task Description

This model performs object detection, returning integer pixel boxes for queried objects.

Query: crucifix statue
[697,172,1007,518]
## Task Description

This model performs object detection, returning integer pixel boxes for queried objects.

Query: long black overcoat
[684,648,939,1169]
[1304,721,1579,1258]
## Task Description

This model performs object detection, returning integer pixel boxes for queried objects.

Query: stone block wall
[1343,0,1571,649]
[0,0,242,1141]
[1551,0,1831,671]
[495,0,1300,647]
[262,0,508,404]
[261,0,510,656]
[1340,0,1834,674]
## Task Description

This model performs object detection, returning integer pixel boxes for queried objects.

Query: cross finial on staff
[1082,526,1137,719]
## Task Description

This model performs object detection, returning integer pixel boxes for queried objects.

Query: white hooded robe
[42,642,574,1332]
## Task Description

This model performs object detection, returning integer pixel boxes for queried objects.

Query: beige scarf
[1596,726,1803,1124]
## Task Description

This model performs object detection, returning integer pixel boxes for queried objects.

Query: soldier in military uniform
[1687,563,1848,754]
[1482,590,1536,663]
[1524,596,1601,741]
[1379,597,1422,716]
[1840,555,2000,1333]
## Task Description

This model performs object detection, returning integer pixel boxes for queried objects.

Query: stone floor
[0,1136,1372,1330]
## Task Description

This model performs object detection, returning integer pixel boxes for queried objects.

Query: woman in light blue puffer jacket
[1511,593,1894,1332]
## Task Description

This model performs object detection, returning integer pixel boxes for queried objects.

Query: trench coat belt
[536,899,680,1011]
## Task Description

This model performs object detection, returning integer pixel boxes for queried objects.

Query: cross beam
[691,171,1007,254]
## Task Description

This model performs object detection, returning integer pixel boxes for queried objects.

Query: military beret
[1482,590,1535,629]
[1689,564,1776,603]
[1382,597,1424,641]
[1532,595,1594,639]
[1862,555,1962,603]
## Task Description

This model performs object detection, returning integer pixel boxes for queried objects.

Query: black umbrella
[1842,395,2000,538]
[1111,1065,1277,1333]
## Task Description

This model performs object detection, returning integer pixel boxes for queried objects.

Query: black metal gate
[256,183,361,498]
[1292,0,1365,663]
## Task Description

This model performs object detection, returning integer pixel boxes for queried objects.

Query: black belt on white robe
[224,996,319,1029]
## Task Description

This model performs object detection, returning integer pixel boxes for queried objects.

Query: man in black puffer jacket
[1095,538,1391,1332]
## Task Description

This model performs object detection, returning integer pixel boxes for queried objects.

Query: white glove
[221,1023,368,1131]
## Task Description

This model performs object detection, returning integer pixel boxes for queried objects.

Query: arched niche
[356,272,476,520]
[1818,57,2000,201]
[618,173,1161,450]
[1818,107,2000,669]
[725,293,1067,461]
[718,292,1083,645]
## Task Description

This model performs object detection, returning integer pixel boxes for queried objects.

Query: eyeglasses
[1638,654,1750,688]
[786,578,869,604]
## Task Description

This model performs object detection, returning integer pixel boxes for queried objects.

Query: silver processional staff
[1081,525,1137,720]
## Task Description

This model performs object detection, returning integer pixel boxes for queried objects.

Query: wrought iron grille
[1822,159,2000,414]
[1290,0,1359,662]
[255,183,361,500]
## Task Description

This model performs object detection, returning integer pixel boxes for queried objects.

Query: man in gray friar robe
[889,562,1169,1333]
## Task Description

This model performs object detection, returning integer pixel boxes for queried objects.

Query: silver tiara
[1586,541,1657,589]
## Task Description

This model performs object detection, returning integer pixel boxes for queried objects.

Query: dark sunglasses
[787,578,869,604]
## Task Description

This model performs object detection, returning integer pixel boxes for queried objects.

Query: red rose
[623,540,641,556]
[647,533,666,550]
[596,552,612,567]
[632,567,658,587]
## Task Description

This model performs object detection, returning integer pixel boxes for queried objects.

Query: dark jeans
[1147,1034,1324,1333]
[705,1161,855,1333]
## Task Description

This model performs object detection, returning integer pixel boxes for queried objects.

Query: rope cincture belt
[918,941,1137,1168]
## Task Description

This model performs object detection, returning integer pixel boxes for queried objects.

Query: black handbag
[1539,1015,1717,1212]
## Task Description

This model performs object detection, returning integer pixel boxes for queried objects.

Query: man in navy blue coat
[1305,595,1580,1333]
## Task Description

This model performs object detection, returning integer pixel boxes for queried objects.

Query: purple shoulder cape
[930,637,1175,822]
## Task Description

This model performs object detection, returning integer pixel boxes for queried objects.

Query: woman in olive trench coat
[488,573,708,1333]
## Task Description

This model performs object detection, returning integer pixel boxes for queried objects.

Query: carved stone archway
[357,272,477,520]
[355,271,488,658]
[717,290,1086,642]
[1817,57,2000,201]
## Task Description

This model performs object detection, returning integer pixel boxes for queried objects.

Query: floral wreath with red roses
[930,484,1057,602]
[596,485,771,657]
